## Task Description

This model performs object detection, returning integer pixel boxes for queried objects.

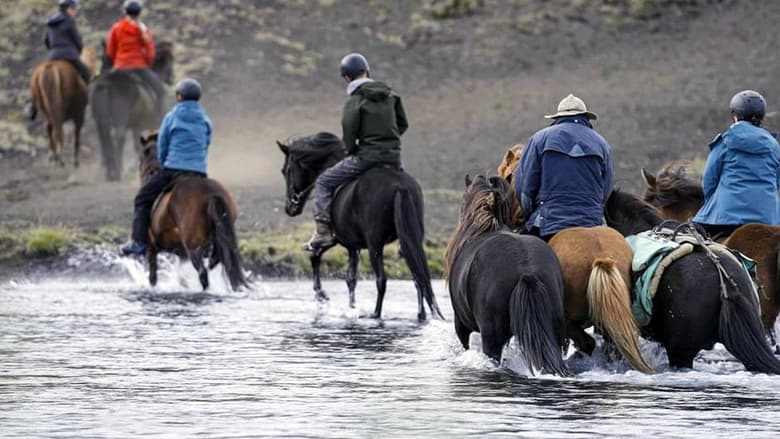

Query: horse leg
[147,248,158,287]
[566,322,596,356]
[369,246,387,319]
[189,249,209,291]
[454,314,471,350]
[480,332,506,363]
[311,250,328,302]
[53,121,65,167]
[346,248,359,308]
[665,345,697,370]
[73,117,83,168]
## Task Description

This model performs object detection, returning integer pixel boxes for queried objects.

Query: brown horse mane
[139,131,161,184]
[444,175,513,280]
[643,160,703,208]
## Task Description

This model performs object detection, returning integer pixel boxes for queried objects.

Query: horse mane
[287,132,346,165]
[645,160,703,207]
[444,175,513,280]
[605,189,663,233]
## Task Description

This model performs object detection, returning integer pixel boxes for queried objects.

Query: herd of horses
[27,46,780,377]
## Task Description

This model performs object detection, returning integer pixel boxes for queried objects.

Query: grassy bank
[0,222,451,280]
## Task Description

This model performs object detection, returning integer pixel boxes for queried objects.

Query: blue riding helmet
[729,90,766,123]
[175,78,203,101]
[124,0,143,15]
[340,53,370,80]
[58,0,80,8]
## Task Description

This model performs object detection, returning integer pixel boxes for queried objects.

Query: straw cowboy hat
[544,94,599,120]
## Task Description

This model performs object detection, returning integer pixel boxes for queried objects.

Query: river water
[2,258,780,438]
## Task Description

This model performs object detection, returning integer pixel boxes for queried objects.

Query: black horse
[277,132,444,321]
[444,175,569,376]
[90,41,174,181]
[605,190,780,373]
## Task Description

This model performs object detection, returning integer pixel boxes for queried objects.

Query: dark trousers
[312,156,399,222]
[694,223,740,241]
[131,169,205,244]
[68,58,91,83]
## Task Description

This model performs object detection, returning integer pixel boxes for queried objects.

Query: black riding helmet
[729,90,766,125]
[340,53,370,81]
[176,78,202,101]
[59,0,80,9]
[124,0,142,16]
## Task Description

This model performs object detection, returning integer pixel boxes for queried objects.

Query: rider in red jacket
[106,0,167,115]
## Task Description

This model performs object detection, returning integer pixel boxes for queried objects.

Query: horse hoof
[417,312,427,322]
[315,291,329,302]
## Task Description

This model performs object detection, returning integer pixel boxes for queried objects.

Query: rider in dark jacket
[27,0,90,120]
[45,0,91,83]
[304,53,409,250]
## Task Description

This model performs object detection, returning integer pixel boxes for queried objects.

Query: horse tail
[90,81,119,180]
[718,260,780,374]
[393,188,445,320]
[509,274,570,377]
[207,195,246,291]
[587,258,655,373]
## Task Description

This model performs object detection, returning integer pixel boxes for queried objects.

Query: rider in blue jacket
[120,78,212,256]
[693,90,780,239]
[514,94,615,240]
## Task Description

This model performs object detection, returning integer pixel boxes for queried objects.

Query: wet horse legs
[369,246,387,319]
[346,248,359,308]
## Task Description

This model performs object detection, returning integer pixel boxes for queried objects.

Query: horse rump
[587,258,655,373]
[207,195,247,291]
[509,274,570,377]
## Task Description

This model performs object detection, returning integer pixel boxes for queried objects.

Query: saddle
[151,171,206,214]
[627,221,758,327]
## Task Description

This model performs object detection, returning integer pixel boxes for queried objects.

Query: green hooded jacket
[342,80,408,164]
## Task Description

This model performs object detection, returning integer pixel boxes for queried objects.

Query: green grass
[25,228,70,257]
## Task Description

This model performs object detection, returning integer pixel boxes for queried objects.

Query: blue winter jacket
[514,116,615,236]
[693,121,780,226]
[157,101,212,174]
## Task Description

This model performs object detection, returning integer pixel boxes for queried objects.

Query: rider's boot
[119,240,147,256]
[303,218,336,251]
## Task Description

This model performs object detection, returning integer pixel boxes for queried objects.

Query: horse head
[139,131,161,184]
[496,144,525,229]
[277,132,345,217]
[80,46,99,80]
[152,41,175,85]
[641,160,703,222]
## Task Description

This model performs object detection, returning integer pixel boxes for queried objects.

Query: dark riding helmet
[58,0,80,9]
[175,78,203,101]
[340,53,370,81]
[124,0,143,16]
[729,90,766,125]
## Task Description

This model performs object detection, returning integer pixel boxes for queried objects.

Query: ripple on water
[1,273,780,438]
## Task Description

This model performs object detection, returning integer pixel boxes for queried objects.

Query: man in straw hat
[512,94,615,240]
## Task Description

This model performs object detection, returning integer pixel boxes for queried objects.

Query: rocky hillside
[1,0,776,194]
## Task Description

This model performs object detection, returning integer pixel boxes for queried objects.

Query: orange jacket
[106,17,155,69]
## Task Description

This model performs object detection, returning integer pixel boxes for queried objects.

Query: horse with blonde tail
[29,47,98,167]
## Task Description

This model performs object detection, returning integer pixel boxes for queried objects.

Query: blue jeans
[313,156,396,222]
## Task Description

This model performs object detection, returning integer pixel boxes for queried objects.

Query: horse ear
[464,174,473,187]
[277,140,289,155]
[641,168,657,189]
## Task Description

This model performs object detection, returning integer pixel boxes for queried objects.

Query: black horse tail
[207,195,246,291]
[509,274,570,377]
[719,264,780,374]
[90,82,118,181]
[393,188,445,320]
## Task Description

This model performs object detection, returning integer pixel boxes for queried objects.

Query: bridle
[285,155,318,209]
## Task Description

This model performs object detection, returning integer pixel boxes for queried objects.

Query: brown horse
[138,133,246,291]
[29,47,98,167]
[497,146,653,372]
[642,160,780,339]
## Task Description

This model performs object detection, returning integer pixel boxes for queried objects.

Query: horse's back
[549,226,632,285]
[31,60,86,120]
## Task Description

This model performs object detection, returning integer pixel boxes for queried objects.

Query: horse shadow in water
[90,41,174,181]
[445,175,569,376]
[29,47,99,168]
[277,132,444,321]
[605,190,780,373]
[137,133,247,292]
[642,161,780,342]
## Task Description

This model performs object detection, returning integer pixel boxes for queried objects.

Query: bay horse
[138,133,245,291]
[29,47,98,167]
[277,132,444,321]
[605,189,780,373]
[497,146,653,372]
[643,161,780,338]
[91,41,174,181]
[445,175,569,376]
